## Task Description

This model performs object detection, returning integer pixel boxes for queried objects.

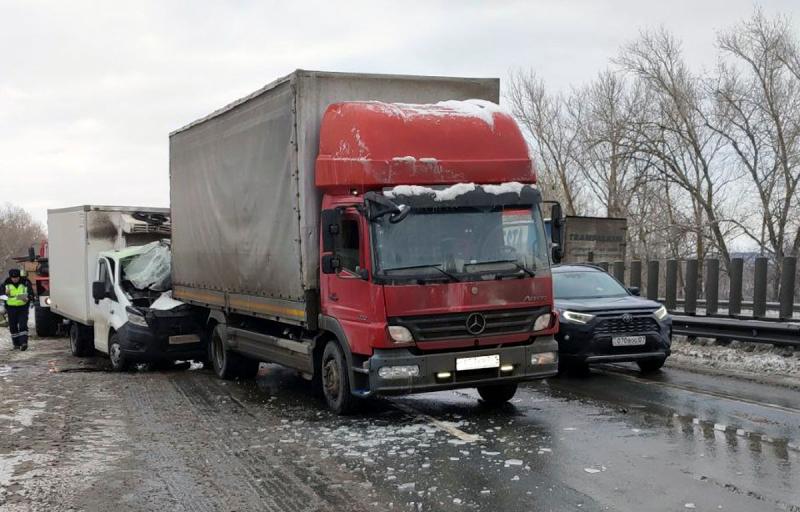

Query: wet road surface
[1,337,798,511]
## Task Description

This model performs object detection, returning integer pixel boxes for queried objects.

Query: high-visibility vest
[5,283,28,307]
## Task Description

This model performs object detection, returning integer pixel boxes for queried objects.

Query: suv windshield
[371,205,549,282]
[554,270,629,299]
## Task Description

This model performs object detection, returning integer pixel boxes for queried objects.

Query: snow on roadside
[669,337,800,379]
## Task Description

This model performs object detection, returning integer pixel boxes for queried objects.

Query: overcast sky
[1,0,798,225]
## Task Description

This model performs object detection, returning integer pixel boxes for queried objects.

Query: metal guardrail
[594,256,799,346]
[672,315,800,348]
[662,299,800,314]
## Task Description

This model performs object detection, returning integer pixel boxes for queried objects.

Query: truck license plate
[169,334,200,345]
[612,336,646,347]
[456,354,500,371]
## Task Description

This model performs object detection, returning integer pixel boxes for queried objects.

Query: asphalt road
[1,336,798,512]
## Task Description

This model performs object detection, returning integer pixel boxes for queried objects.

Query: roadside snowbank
[669,336,800,380]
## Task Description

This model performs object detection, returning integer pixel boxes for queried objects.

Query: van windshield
[371,205,549,282]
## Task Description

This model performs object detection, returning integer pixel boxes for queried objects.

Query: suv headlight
[388,325,414,343]
[561,310,595,324]
[654,305,669,320]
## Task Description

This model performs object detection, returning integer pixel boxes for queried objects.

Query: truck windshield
[372,205,549,282]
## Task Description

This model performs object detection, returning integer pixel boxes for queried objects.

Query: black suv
[553,264,672,373]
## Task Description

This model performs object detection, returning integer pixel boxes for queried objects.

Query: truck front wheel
[477,383,518,406]
[320,340,357,415]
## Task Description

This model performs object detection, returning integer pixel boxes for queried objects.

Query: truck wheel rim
[323,358,340,400]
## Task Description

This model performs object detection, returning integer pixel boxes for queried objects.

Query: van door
[93,258,115,352]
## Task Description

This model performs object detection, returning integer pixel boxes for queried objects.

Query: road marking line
[391,402,481,443]
[596,367,800,415]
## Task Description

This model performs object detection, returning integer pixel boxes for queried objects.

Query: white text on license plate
[612,336,646,347]
[456,354,500,371]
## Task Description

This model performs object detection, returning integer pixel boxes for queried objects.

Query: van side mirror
[321,209,342,253]
[321,255,340,275]
[550,203,565,264]
[92,281,105,303]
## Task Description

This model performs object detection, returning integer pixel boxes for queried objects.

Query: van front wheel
[109,333,130,372]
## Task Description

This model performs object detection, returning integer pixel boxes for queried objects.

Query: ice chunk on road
[584,468,601,474]
[504,459,523,467]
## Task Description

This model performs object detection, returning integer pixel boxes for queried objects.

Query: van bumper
[117,322,205,363]
[365,336,558,395]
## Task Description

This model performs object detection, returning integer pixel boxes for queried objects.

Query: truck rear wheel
[477,383,518,406]
[320,340,357,415]
[69,323,92,357]
[35,305,59,337]
[210,324,259,380]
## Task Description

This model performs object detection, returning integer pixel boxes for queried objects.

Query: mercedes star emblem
[466,312,487,335]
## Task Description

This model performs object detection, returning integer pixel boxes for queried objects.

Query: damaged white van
[48,206,205,370]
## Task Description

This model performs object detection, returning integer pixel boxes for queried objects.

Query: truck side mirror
[321,209,342,253]
[550,203,565,264]
[321,255,340,275]
[92,281,105,303]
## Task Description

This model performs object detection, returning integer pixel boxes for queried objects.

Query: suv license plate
[612,336,646,347]
[456,355,500,371]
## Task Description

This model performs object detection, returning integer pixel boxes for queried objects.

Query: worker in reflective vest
[3,269,34,351]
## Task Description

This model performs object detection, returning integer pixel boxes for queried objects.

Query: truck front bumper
[365,336,558,395]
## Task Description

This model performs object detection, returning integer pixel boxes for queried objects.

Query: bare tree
[617,28,734,271]
[573,70,650,217]
[710,10,800,296]
[507,70,584,214]
[0,203,46,274]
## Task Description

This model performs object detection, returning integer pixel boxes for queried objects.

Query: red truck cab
[314,101,560,410]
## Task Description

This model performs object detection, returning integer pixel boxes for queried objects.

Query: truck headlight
[388,325,414,343]
[654,305,669,320]
[44,296,51,306]
[533,313,553,331]
[378,365,420,379]
[561,311,595,324]
[531,352,557,365]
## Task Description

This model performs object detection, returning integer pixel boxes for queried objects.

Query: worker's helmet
[8,269,21,278]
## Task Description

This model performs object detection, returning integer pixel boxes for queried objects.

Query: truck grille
[595,315,658,335]
[391,307,548,342]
